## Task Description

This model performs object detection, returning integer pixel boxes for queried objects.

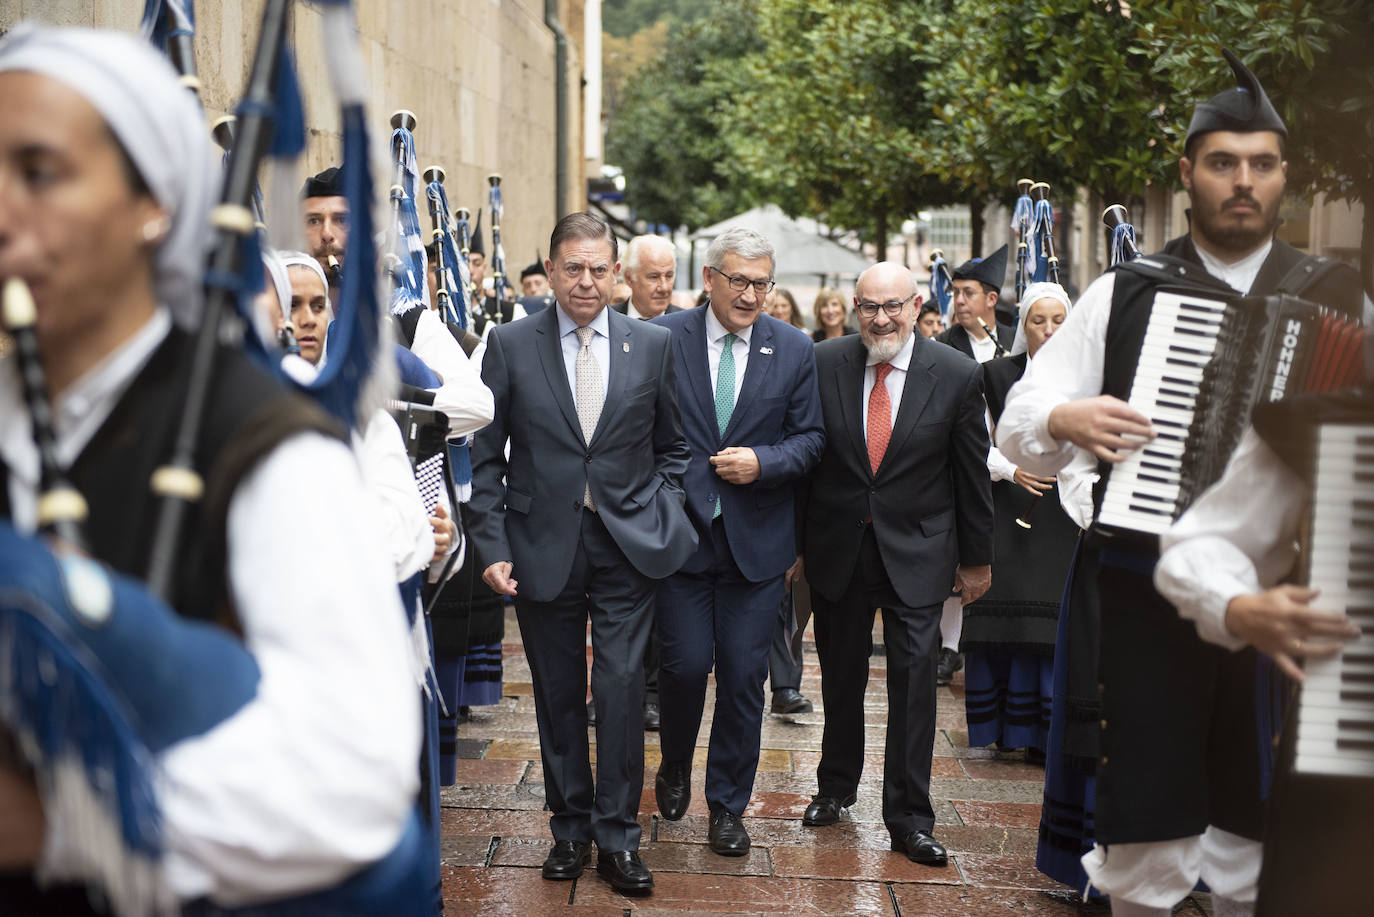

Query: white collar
[556,302,610,338]
[865,331,916,371]
[703,303,753,346]
[1193,238,1273,293]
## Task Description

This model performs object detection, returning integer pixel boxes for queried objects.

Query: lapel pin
[623,342,630,352]
[759,346,773,355]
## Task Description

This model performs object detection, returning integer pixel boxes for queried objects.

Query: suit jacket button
[585,453,592,463]
[573,500,581,510]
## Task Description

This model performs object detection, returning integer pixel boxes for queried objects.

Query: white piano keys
[1293,423,1374,778]
[1099,291,1234,535]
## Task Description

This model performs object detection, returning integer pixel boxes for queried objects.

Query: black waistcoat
[1,327,343,625]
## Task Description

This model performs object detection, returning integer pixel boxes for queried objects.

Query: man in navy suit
[801,262,993,866]
[650,228,825,856]
[468,212,697,895]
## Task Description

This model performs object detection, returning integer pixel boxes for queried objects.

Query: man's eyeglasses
[710,266,775,295]
[854,293,916,319]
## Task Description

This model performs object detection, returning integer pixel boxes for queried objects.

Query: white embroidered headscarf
[1011,281,1073,357]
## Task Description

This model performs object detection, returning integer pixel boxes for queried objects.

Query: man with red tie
[799,261,994,865]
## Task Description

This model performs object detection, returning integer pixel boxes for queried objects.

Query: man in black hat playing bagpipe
[936,243,1014,364]
[303,164,347,293]
[996,50,1367,917]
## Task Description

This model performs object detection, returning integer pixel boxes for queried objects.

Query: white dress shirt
[704,305,750,403]
[1154,427,1306,651]
[0,311,420,905]
[996,241,1271,477]
[970,332,998,364]
[626,298,656,322]
[556,303,610,405]
[861,331,914,435]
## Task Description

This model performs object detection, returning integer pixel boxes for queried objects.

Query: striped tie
[714,332,737,519]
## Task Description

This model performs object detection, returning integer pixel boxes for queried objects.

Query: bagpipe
[1010,177,1061,300]
[0,1,434,912]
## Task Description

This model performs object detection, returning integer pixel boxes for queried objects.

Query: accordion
[1097,291,1365,537]
[1255,409,1373,917]
[390,388,450,513]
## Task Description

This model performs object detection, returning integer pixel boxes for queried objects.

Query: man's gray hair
[704,227,776,276]
[624,234,675,274]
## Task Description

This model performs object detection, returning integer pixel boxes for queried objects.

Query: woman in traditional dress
[961,283,1077,759]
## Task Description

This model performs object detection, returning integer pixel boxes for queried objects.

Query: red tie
[867,363,894,475]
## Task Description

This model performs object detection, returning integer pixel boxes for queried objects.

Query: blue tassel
[929,253,952,324]
[269,45,305,158]
[389,128,429,316]
[1110,221,1138,268]
[424,181,469,330]
[139,0,195,52]
[449,438,473,488]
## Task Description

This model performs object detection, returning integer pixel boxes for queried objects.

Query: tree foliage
[603,0,762,231]
[601,0,715,39]
[723,0,960,248]
[917,0,1174,208]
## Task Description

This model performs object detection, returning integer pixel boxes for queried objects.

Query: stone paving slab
[440,608,1120,914]
[572,873,897,915]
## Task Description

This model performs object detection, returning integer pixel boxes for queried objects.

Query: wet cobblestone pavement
[440,610,1216,915]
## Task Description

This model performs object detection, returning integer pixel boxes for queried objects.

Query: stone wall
[0,0,587,268]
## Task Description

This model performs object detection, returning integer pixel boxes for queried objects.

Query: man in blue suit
[468,212,697,895]
[650,228,825,856]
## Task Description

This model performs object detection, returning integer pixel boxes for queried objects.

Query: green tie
[714,332,737,519]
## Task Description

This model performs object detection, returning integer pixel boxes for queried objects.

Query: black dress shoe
[801,792,857,826]
[596,850,654,894]
[541,840,592,880]
[655,759,691,820]
[936,648,963,686]
[708,808,750,856]
[890,830,948,866]
[643,700,661,731]
[770,688,814,714]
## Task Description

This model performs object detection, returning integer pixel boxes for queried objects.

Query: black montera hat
[302,166,343,198]
[1185,48,1287,148]
[952,244,1008,292]
[468,210,485,256]
[520,253,547,281]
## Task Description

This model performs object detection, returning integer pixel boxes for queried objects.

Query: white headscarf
[262,250,293,325]
[1011,281,1073,356]
[0,24,213,329]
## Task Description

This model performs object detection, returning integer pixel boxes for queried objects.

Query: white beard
[863,329,907,362]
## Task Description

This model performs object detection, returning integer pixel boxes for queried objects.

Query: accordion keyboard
[1295,423,1374,777]
[1098,291,1229,535]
